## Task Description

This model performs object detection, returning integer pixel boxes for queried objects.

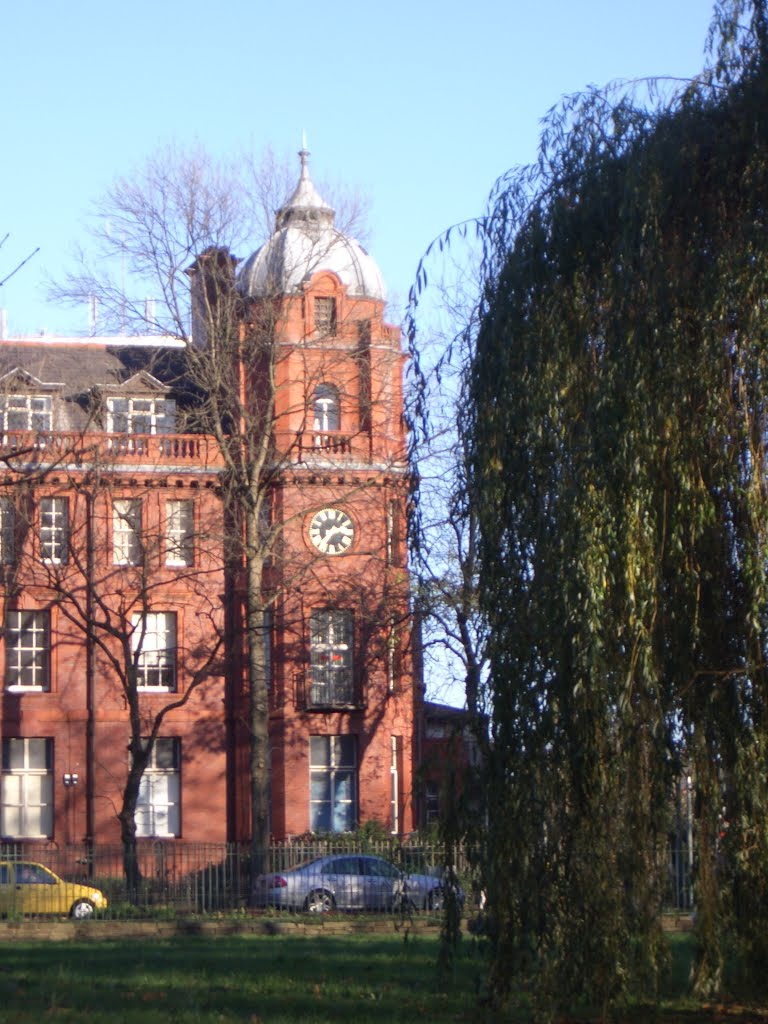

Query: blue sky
[2,0,716,336]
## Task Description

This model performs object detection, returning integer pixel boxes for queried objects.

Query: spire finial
[274,134,333,230]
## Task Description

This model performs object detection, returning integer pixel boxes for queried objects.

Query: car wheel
[427,889,444,912]
[304,889,335,913]
[70,899,95,920]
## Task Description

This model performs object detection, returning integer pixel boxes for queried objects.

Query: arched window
[313,384,340,433]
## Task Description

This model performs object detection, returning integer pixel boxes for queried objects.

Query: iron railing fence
[0,836,693,919]
[668,836,694,911]
[0,838,467,919]
[0,841,250,917]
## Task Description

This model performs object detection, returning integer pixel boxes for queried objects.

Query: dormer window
[0,395,52,433]
[107,396,175,435]
[313,384,340,433]
[314,297,337,338]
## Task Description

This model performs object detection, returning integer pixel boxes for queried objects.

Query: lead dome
[237,149,386,302]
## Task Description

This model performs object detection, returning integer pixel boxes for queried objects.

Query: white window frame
[135,738,180,837]
[386,499,400,566]
[107,396,176,435]
[390,735,401,835]
[312,384,340,433]
[309,735,357,833]
[0,394,52,433]
[425,781,440,827]
[309,609,354,706]
[40,497,68,564]
[387,617,398,693]
[165,500,194,567]
[113,498,142,566]
[132,612,177,691]
[5,610,50,691]
[0,497,15,564]
[1,738,53,838]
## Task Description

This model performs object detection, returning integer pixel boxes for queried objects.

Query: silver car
[253,854,451,912]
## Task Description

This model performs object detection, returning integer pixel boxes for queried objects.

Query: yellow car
[0,861,107,918]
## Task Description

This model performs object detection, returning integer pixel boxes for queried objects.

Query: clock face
[308,508,355,555]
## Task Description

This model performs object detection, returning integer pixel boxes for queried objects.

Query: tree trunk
[245,502,270,877]
[118,757,146,900]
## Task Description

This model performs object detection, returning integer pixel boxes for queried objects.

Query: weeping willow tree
[464,1,768,1014]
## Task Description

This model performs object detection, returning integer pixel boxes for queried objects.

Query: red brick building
[0,152,422,847]
[420,702,482,827]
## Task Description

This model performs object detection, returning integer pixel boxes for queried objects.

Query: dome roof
[237,149,386,302]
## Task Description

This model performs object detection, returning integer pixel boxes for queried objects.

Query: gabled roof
[0,344,129,399]
[96,369,172,396]
[0,366,65,391]
[0,342,174,400]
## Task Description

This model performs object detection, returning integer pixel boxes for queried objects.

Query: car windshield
[292,858,328,873]
[364,859,400,878]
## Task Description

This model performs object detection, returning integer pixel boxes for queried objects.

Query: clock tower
[234,149,420,838]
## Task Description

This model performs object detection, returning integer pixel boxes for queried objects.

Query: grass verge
[0,930,485,1023]
[2,926,767,1022]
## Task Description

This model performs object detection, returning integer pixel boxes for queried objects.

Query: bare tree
[51,142,394,871]
[405,237,492,959]
[0,233,39,291]
[50,143,369,340]
[406,253,489,719]
[0,461,225,891]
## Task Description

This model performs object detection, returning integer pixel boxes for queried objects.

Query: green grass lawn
[1,927,766,1023]
[0,931,486,1023]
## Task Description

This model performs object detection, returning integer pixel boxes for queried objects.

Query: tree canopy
[461,0,768,1013]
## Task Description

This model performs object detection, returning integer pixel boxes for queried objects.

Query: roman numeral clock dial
[308,508,355,555]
